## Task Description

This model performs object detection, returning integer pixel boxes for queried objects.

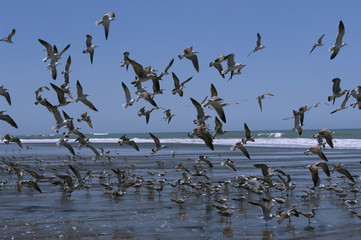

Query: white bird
[248,33,265,57]
[329,20,347,60]
[0,29,15,43]
[95,11,115,40]
[209,55,226,78]
[330,91,351,114]
[309,34,325,55]
[149,132,167,153]
[257,93,274,112]
[172,72,192,97]
[202,84,226,123]
[82,35,98,64]
[121,82,135,108]
[249,198,277,226]
[221,54,246,80]
[178,46,199,72]
[328,78,348,105]
[74,80,98,111]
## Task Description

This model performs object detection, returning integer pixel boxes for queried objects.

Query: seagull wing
[0,114,18,128]
[172,72,180,88]
[149,132,161,148]
[76,80,84,97]
[336,20,345,44]
[80,98,98,112]
[121,82,132,103]
[187,55,199,72]
[190,97,205,120]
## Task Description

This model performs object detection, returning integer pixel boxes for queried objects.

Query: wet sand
[0,142,360,239]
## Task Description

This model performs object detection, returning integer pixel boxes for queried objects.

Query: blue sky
[1,0,361,136]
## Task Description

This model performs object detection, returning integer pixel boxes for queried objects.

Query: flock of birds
[1,12,361,230]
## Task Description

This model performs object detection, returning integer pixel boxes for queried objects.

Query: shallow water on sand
[0,143,360,239]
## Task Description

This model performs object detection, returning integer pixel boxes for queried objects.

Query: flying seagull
[257,93,274,112]
[190,97,211,124]
[61,55,72,83]
[221,53,246,81]
[74,80,98,111]
[248,33,265,57]
[0,85,11,105]
[83,35,98,64]
[209,55,226,78]
[329,21,347,60]
[118,135,139,151]
[309,34,325,55]
[149,132,167,153]
[0,29,15,43]
[178,46,199,72]
[95,11,115,40]
[121,82,135,108]
[330,91,351,114]
[328,78,348,105]
[77,112,93,128]
[0,110,17,128]
[172,72,192,97]
[202,84,226,123]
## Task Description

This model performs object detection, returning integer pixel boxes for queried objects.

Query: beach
[1,131,361,239]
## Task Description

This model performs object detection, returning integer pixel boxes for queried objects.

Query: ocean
[0,129,360,239]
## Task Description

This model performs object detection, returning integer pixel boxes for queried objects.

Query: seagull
[2,134,22,148]
[328,78,348,105]
[212,116,228,138]
[299,208,317,225]
[209,55,226,78]
[178,46,199,72]
[309,34,325,55]
[350,86,361,109]
[50,83,72,107]
[221,54,246,80]
[120,52,130,71]
[161,58,174,76]
[48,106,68,132]
[277,207,299,225]
[242,123,255,144]
[0,110,18,128]
[77,112,93,128]
[253,164,272,177]
[149,132,167,153]
[331,163,355,183]
[257,93,274,112]
[45,57,60,80]
[248,33,265,57]
[172,72,192,97]
[249,198,277,226]
[74,80,98,111]
[304,162,330,188]
[95,11,115,40]
[56,138,75,156]
[330,20,347,60]
[118,135,139,151]
[304,144,328,161]
[0,85,11,105]
[82,35,98,64]
[195,155,213,168]
[121,82,135,108]
[163,109,175,123]
[138,106,158,124]
[0,29,15,43]
[221,158,237,172]
[330,91,351,114]
[291,110,302,135]
[38,39,70,63]
[127,56,156,83]
[151,78,164,95]
[202,84,226,123]
[312,128,334,149]
[190,98,211,124]
[136,91,158,107]
[230,141,251,159]
[189,121,214,151]
[61,55,71,83]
